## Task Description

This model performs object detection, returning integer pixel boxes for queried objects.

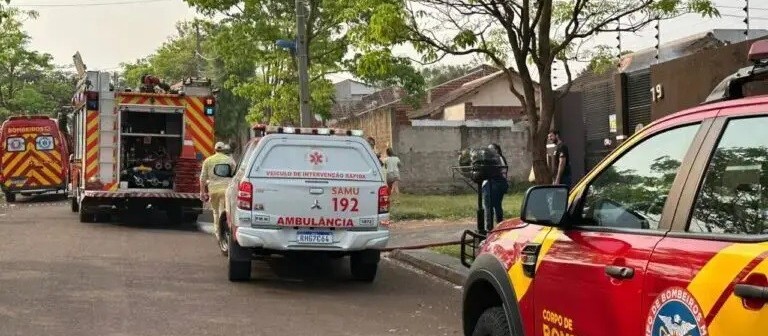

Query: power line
[718,5,768,11]
[13,0,171,8]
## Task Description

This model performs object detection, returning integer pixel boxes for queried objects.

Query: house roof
[408,70,507,119]
[332,65,500,120]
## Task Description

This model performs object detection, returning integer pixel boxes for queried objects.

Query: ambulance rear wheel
[5,193,15,203]
[471,306,511,336]
[350,250,380,282]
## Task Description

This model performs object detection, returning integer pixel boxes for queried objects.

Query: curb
[389,249,469,286]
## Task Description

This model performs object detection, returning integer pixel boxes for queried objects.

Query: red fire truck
[69,70,217,223]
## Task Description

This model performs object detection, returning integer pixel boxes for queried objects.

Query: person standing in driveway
[482,143,509,232]
[548,130,572,187]
[200,141,236,250]
[383,148,402,195]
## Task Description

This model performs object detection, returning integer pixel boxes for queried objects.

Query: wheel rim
[220,229,230,253]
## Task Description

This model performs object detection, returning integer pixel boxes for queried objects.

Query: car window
[579,124,701,230]
[235,139,259,175]
[688,117,768,235]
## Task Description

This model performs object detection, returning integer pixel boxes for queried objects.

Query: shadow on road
[94,210,201,233]
[236,253,387,292]
[2,193,68,204]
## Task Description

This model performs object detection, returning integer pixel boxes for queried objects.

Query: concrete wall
[396,123,530,194]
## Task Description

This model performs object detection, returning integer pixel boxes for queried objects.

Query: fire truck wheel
[228,236,251,282]
[183,213,199,223]
[167,207,183,225]
[79,209,95,223]
[70,196,79,212]
[5,193,16,203]
[350,250,379,282]
[471,306,511,336]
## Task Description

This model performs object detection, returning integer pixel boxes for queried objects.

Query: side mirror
[520,185,569,227]
[213,164,233,178]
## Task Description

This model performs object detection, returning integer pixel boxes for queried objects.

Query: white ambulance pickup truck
[213,126,391,282]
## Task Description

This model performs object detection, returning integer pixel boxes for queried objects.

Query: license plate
[10,177,26,184]
[296,231,334,244]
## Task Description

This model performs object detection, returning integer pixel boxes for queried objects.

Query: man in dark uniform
[548,130,572,187]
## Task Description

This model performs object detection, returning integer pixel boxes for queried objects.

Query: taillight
[237,181,253,210]
[378,185,389,214]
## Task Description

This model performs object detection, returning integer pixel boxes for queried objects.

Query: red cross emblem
[309,151,324,165]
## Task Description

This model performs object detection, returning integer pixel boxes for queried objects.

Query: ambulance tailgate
[248,136,383,228]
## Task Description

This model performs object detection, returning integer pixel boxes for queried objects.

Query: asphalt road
[0,196,462,336]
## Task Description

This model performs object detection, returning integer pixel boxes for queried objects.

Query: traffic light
[86,91,99,110]
[203,96,216,116]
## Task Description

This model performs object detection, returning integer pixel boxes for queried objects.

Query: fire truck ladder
[96,72,118,186]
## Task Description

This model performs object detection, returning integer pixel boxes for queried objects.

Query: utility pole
[295,0,312,127]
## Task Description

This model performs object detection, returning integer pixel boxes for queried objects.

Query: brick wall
[395,123,530,194]
[464,103,525,120]
[334,106,394,155]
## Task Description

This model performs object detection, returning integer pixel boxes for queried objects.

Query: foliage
[392,192,524,221]
[0,8,71,120]
[368,0,718,184]
[183,0,426,125]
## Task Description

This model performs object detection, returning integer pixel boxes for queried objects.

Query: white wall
[468,76,522,106]
[349,81,376,96]
[443,103,465,120]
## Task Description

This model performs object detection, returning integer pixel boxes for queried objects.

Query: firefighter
[200,142,235,247]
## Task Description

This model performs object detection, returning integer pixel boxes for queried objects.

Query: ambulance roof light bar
[257,124,364,137]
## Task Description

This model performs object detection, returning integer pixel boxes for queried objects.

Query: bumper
[235,227,390,251]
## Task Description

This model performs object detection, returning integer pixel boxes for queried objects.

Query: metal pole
[295,0,312,127]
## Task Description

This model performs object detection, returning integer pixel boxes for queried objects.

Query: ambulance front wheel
[471,306,511,336]
[4,192,15,203]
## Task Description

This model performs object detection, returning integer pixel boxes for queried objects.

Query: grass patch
[391,192,524,221]
[430,244,462,259]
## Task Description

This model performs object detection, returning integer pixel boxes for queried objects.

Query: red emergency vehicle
[460,40,768,336]
[69,69,216,223]
[0,116,70,202]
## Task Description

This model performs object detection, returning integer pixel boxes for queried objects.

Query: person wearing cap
[200,141,235,247]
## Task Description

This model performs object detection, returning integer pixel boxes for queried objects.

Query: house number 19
[650,84,664,102]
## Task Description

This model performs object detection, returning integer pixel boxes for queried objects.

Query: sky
[9,0,768,84]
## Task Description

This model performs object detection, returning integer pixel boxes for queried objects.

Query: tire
[71,195,79,212]
[79,207,94,223]
[219,220,230,257]
[350,250,379,282]
[167,206,183,225]
[471,307,511,336]
[183,213,199,223]
[95,213,111,223]
[5,193,16,203]
[227,233,251,282]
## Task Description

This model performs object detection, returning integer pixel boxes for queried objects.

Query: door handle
[734,284,768,300]
[605,265,634,279]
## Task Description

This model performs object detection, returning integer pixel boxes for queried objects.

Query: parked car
[213,126,390,282]
[460,40,768,336]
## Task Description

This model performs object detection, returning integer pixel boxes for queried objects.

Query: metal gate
[626,69,652,135]
[581,79,615,171]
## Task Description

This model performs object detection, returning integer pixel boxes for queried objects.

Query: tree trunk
[531,86,556,185]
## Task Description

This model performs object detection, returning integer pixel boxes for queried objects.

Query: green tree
[367,0,718,183]
[183,0,426,125]
[0,8,54,113]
